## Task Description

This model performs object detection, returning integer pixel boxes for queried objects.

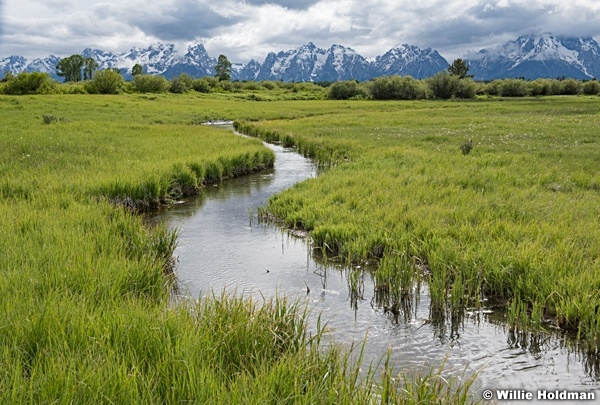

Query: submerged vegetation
[236,96,600,353]
[0,93,490,403]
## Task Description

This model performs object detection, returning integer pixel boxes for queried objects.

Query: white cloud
[2,0,600,62]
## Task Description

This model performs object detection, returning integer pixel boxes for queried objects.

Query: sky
[1,0,600,63]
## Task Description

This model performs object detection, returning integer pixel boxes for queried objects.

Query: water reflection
[147,131,599,397]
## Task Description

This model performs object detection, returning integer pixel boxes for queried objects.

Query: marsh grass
[376,350,480,405]
[1,93,483,403]
[237,96,600,351]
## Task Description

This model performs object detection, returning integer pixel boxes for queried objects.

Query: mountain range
[2,34,600,82]
[465,34,600,80]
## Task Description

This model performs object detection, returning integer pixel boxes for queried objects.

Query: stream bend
[147,127,599,397]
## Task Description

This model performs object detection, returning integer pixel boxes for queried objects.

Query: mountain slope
[374,44,449,79]
[253,43,375,82]
[0,56,28,76]
[1,42,446,82]
[3,34,600,82]
[162,44,216,78]
[466,34,600,80]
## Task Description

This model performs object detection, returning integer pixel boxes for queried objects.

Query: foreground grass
[237,96,600,349]
[1,94,480,403]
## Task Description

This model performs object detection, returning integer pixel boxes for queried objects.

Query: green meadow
[2,89,599,402]
[1,93,483,403]
[237,96,600,347]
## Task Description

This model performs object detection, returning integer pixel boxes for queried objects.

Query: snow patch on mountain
[466,34,600,80]
[3,34,599,82]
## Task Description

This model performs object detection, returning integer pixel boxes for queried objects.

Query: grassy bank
[1,93,482,403]
[236,96,600,349]
[1,94,276,209]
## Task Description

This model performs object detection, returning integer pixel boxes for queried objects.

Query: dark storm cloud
[3,0,600,63]
[127,0,242,41]
[242,0,320,10]
[412,2,557,51]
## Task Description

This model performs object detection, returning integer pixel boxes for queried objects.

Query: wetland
[149,126,600,399]
[2,90,599,403]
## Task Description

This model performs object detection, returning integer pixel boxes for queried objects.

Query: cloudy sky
[1,0,600,62]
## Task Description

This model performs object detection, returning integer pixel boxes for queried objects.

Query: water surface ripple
[147,130,599,402]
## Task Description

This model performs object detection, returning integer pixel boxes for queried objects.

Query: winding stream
[147,127,599,401]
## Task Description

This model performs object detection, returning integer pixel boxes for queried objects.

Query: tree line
[0,52,234,95]
[52,53,233,82]
[328,59,600,100]
[2,54,599,97]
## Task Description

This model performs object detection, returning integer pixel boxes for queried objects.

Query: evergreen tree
[215,55,232,81]
[448,58,470,79]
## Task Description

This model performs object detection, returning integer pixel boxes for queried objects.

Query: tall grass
[236,96,600,351]
[1,93,482,403]
[1,95,275,211]
[379,354,479,404]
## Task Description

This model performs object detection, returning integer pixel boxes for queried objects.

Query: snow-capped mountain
[80,43,191,77]
[119,43,180,75]
[163,44,216,78]
[232,59,261,81]
[24,56,62,75]
[1,41,446,82]
[0,55,62,78]
[253,43,375,82]
[3,34,599,82]
[466,34,600,80]
[0,56,29,76]
[323,44,375,81]
[255,42,323,81]
[81,48,119,68]
[374,44,449,79]
[250,42,447,81]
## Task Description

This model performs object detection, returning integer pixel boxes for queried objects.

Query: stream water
[146,127,599,402]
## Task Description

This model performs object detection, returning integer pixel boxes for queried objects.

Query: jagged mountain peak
[302,42,318,50]
[24,55,61,74]
[163,43,216,78]
[183,44,212,63]
[0,55,28,75]
[253,42,376,82]
[185,43,209,55]
[3,34,599,82]
[123,42,176,59]
[330,43,350,50]
[375,44,448,79]
[466,34,600,80]
[81,48,118,66]
[82,48,113,56]
[476,34,574,60]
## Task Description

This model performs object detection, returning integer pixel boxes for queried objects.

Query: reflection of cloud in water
[148,129,599,394]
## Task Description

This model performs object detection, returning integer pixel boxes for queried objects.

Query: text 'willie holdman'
[482,389,596,401]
